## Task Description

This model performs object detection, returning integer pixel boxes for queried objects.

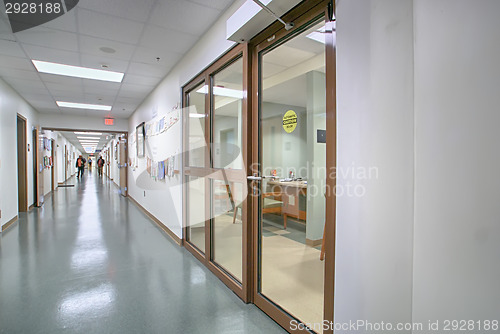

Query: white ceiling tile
[45,82,84,94]
[84,109,112,117]
[39,8,78,32]
[80,35,137,61]
[140,24,198,55]
[150,0,221,36]
[115,95,142,102]
[0,68,40,81]
[78,9,144,44]
[122,74,161,86]
[0,39,26,57]
[0,55,34,71]
[80,54,129,73]
[83,80,121,95]
[39,73,84,86]
[126,62,168,78]
[51,91,86,101]
[109,110,133,118]
[77,0,155,22]
[119,83,155,99]
[37,108,61,114]
[23,45,81,66]
[7,80,50,95]
[0,1,240,123]
[132,46,180,68]
[83,95,115,106]
[29,100,57,109]
[16,28,79,52]
[112,101,136,111]
[186,0,236,11]
[19,92,53,101]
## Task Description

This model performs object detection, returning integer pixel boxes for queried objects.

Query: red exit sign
[105,118,114,125]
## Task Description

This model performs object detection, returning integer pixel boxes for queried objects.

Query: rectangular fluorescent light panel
[196,85,243,99]
[74,132,102,135]
[32,60,124,82]
[77,136,101,140]
[189,113,206,118]
[57,101,112,111]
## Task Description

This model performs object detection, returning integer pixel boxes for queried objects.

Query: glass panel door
[183,44,249,300]
[210,57,245,282]
[186,82,207,253]
[258,20,327,329]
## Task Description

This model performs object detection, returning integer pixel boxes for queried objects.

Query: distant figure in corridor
[88,157,92,172]
[97,156,105,177]
[76,155,86,178]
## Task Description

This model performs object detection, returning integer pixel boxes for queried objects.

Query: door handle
[247,174,273,181]
[247,175,262,181]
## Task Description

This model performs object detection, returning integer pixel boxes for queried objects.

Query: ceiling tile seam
[76,7,152,25]
[119,1,233,118]
[185,0,226,12]
[15,36,66,115]
[113,0,163,118]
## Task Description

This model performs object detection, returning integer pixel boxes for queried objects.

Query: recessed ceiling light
[57,101,112,111]
[77,136,100,140]
[74,132,102,135]
[32,60,124,82]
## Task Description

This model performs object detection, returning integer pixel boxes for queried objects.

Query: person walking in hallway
[76,155,86,178]
[88,157,92,172]
[97,156,105,177]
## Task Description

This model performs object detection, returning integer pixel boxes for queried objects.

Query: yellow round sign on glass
[282,110,297,133]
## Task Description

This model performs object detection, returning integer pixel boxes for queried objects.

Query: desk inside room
[266,180,307,229]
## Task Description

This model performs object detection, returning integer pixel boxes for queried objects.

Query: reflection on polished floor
[0,173,285,333]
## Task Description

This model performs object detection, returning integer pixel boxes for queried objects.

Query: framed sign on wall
[136,122,145,158]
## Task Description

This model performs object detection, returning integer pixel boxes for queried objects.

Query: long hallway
[0,172,285,334]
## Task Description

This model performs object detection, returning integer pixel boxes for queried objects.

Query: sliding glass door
[183,44,250,300]
[249,3,336,332]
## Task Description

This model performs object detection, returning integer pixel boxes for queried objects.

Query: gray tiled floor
[0,173,286,334]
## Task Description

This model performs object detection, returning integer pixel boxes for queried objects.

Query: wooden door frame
[64,145,67,181]
[16,114,28,212]
[51,139,55,192]
[119,133,128,197]
[248,1,336,332]
[182,42,252,303]
[32,127,39,207]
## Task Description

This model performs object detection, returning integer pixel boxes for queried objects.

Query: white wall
[412,0,500,328]
[335,0,415,329]
[0,77,39,228]
[335,0,500,331]
[128,0,245,238]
